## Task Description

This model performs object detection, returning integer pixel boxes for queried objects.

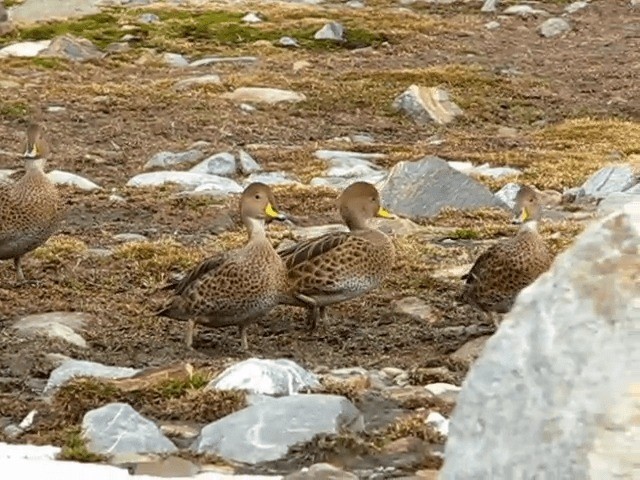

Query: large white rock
[47,170,101,190]
[221,87,306,105]
[126,171,241,192]
[44,359,139,394]
[441,203,640,479]
[0,40,51,58]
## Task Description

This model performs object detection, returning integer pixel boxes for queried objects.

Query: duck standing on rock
[461,184,553,327]
[157,182,289,351]
[0,123,64,284]
[278,181,396,331]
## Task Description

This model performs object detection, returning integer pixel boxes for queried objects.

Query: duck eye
[255,194,261,200]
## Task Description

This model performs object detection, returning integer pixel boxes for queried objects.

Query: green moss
[0,101,28,118]
[58,428,106,463]
[449,228,480,240]
[30,57,66,69]
[157,372,211,398]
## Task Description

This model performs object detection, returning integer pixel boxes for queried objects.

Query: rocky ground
[0,0,638,477]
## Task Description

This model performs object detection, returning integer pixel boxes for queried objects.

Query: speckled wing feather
[278,231,352,270]
[168,252,230,295]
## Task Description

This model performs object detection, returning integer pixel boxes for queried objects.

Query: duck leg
[294,293,321,331]
[184,319,195,350]
[239,324,249,351]
[14,256,25,283]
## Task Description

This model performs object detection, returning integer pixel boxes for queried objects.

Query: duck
[461,184,553,326]
[0,122,64,283]
[278,181,396,331]
[156,182,288,351]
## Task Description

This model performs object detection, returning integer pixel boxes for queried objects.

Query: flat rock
[174,74,222,91]
[538,17,571,38]
[0,40,51,58]
[189,152,237,177]
[392,86,462,125]
[565,1,588,13]
[440,202,640,479]
[494,182,521,208]
[207,358,320,396]
[425,383,460,403]
[392,297,438,324]
[449,335,491,366]
[11,312,94,348]
[314,22,345,41]
[244,171,301,186]
[39,35,104,62]
[126,171,241,192]
[597,192,640,217]
[189,56,257,67]
[47,170,101,190]
[10,0,101,22]
[45,359,139,394]
[163,52,189,67]
[379,156,508,219]
[238,150,262,174]
[144,149,204,170]
[83,403,177,455]
[580,164,636,199]
[222,87,306,105]
[190,177,244,195]
[284,463,358,479]
[503,4,547,16]
[191,394,364,464]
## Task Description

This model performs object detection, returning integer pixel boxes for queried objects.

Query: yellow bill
[376,206,395,219]
[519,207,529,223]
[265,203,283,219]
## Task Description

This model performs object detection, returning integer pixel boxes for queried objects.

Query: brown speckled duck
[461,184,553,326]
[157,182,288,351]
[278,181,396,330]
[0,123,63,283]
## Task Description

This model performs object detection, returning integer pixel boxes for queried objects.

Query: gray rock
[538,17,571,38]
[39,35,104,62]
[440,202,640,480]
[278,36,299,47]
[504,4,547,16]
[192,394,364,464]
[45,359,139,393]
[113,233,147,243]
[163,52,189,67]
[129,171,238,190]
[580,164,636,198]
[244,171,301,186]
[10,0,100,23]
[565,1,588,13]
[285,463,358,479]
[392,85,462,125]
[481,0,498,12]
[189,152,237,177]
[310,172,387,190]
[190,177,244,195]
[0,40,51,58]
[238,150,262,174]
[242,12,263,23]
[494,182,522,208]
[345,1,364,8]
[174,74,222,91]
[83,403,177,455]
[485,21,500,30]
[47,170,101,190]
[207,358,320,396]
[379,156,508,219]
[137,13,159,23]
[350,133,375,144]
[144,149,203,170]
[222,87,306,104]
[314,22,344,41]
[597,192,640,217]
[189,56,257,67]
[11,312,94,348]
[448,161,521,179]
[314,149,386,162]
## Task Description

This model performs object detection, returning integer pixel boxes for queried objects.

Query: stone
[47,170,101,190]
[137,13,159,24]
[485,21,500,30]
[440,202,640,479]
[39,35,104,62]
[278,36,299,47]
[11,312,94,348]
[448,161,521,179]
[207,358,320,396]
[163,52,189,67]
[494,182,521,208]
[449,335,491,365]
[44,359,139,393]
[565,1,588,13]
[379,156,508,219]
[424,383,460,403]
[538,17,571,38]
[426,412,449,437]
[10,0,101,22]
[127,171,242,192]
[189,152,237,177]
[0,40,51,58]
[83,403,177,455]
[189,56,257,68]
[314,22,345,41]
[480,0,498,12]
[174,74,222,91]
[244,171,301,186]
[597,192,640,217]
[192,394,364,464]
[222,87,306,105]
[144,149,204,170]
[503,5,547,17]
[238,150,262,174]
[242,12,263,23]
[580,164,636,199]
[345,1,364,8]
[392,86,462,125]
[392,297,438,324]
[285,463,358,479]
[113,233,147,243]
[189,177,244,196]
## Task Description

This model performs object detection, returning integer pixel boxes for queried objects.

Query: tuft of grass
[0,100,28,118]
[314,375,371,404]
[448,228,480,240]
[376,412,446,447]
[33,236,88,264]
[112,238,201,273]
[30,57,66,69]
[57,427,107,463]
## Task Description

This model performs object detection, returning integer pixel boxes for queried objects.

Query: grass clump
[57,427,106,463]
[0,100,28,118]
[448,228,480,240]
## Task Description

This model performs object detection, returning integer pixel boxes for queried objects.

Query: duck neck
[24,158,47,174]
[344,214,370,231]
[245,217,267,242]
[520,220,539,233]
